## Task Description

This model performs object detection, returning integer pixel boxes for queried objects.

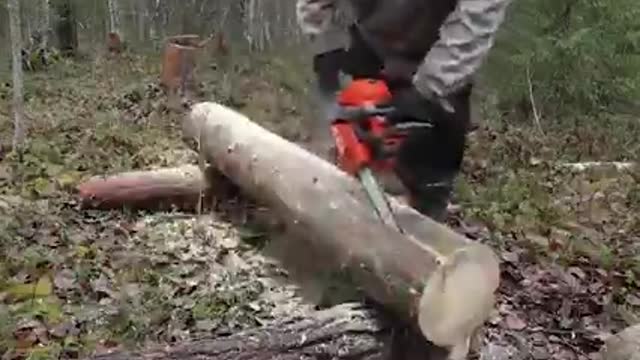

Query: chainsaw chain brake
[337,104,433,161]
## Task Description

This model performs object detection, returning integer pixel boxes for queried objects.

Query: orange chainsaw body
[331,79,405,175]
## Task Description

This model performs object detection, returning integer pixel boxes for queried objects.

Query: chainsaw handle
[335,105,395,122]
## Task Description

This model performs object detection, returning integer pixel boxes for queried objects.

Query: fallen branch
[182,102,500,358]
[89,303,389,360]
[526,65,544,137]
[557,162,636,172]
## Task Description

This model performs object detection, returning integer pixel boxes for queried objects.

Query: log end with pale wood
[183,101,501,358]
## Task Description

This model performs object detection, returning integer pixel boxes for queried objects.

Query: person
[296,0,512,223]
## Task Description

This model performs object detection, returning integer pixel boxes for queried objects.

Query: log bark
[183,102,501,359]
[601,323,640,360]
[89,303,394,360]
[76,166,213,212]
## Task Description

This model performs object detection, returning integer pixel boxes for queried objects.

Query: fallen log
[182,102,501,359]
[600,323,640,360]
[89,303,449,360]
[76,166,213,212]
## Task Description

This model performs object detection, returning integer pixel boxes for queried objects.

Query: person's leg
[392,84,472,222]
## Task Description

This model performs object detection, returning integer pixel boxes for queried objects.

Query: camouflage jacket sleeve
[413,0,513,101]
[295,0,350,55]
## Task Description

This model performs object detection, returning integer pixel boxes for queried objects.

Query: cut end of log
[417,242,500,357]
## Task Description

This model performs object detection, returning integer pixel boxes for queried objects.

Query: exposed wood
[88,303,399,360]
[76,166,213,212]
[600,323,640,360]
[183,102,501,359]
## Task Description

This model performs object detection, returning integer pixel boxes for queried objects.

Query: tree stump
[160,35,203,97]
[107,32,123,55]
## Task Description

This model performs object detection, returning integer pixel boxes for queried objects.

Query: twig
[558,162,636,172]
[526,65,544,136]
[197,127,206,216]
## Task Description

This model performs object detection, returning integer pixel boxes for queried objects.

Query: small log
[600,323,640,360]
[183,102,501,359]
[76,166,212,212]
[88,303,404,360]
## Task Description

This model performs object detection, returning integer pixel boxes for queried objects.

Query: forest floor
[0,52,639,360]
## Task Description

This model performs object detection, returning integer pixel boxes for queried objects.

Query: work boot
[407,179,454,223]
[374,169,407,197]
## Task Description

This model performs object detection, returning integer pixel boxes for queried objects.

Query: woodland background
[0,1,639,359]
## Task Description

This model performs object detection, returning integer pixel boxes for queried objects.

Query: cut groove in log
[183,102,501,358]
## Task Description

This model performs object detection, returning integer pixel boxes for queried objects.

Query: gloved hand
[387,86,450,125]
[313,48,346,98]
[312,48,347,124]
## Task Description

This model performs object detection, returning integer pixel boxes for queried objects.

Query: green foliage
[483,0,640,119]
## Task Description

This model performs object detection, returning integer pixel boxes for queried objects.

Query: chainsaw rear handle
[334,105,395,121]
[334,105,434,129]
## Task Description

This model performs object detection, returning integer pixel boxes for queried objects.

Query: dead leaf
[626,294,640,307]
[568,267,586,280]
[49,322,73,339]
[53,269,76,291]
[91,275,114,299]
[13,319,47,350]
[501,251,520,263]
[531,345,550,360]
[505,314,527,330]
[195,319,219,332]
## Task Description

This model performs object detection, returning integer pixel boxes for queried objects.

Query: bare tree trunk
[245,0,257,50]
[8,0,26,150]
[137,0,147,44]
[41,0,51,48]
[108,0,120,35]
[52,0,78,56]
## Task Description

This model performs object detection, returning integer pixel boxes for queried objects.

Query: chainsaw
[330,78,427,233]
